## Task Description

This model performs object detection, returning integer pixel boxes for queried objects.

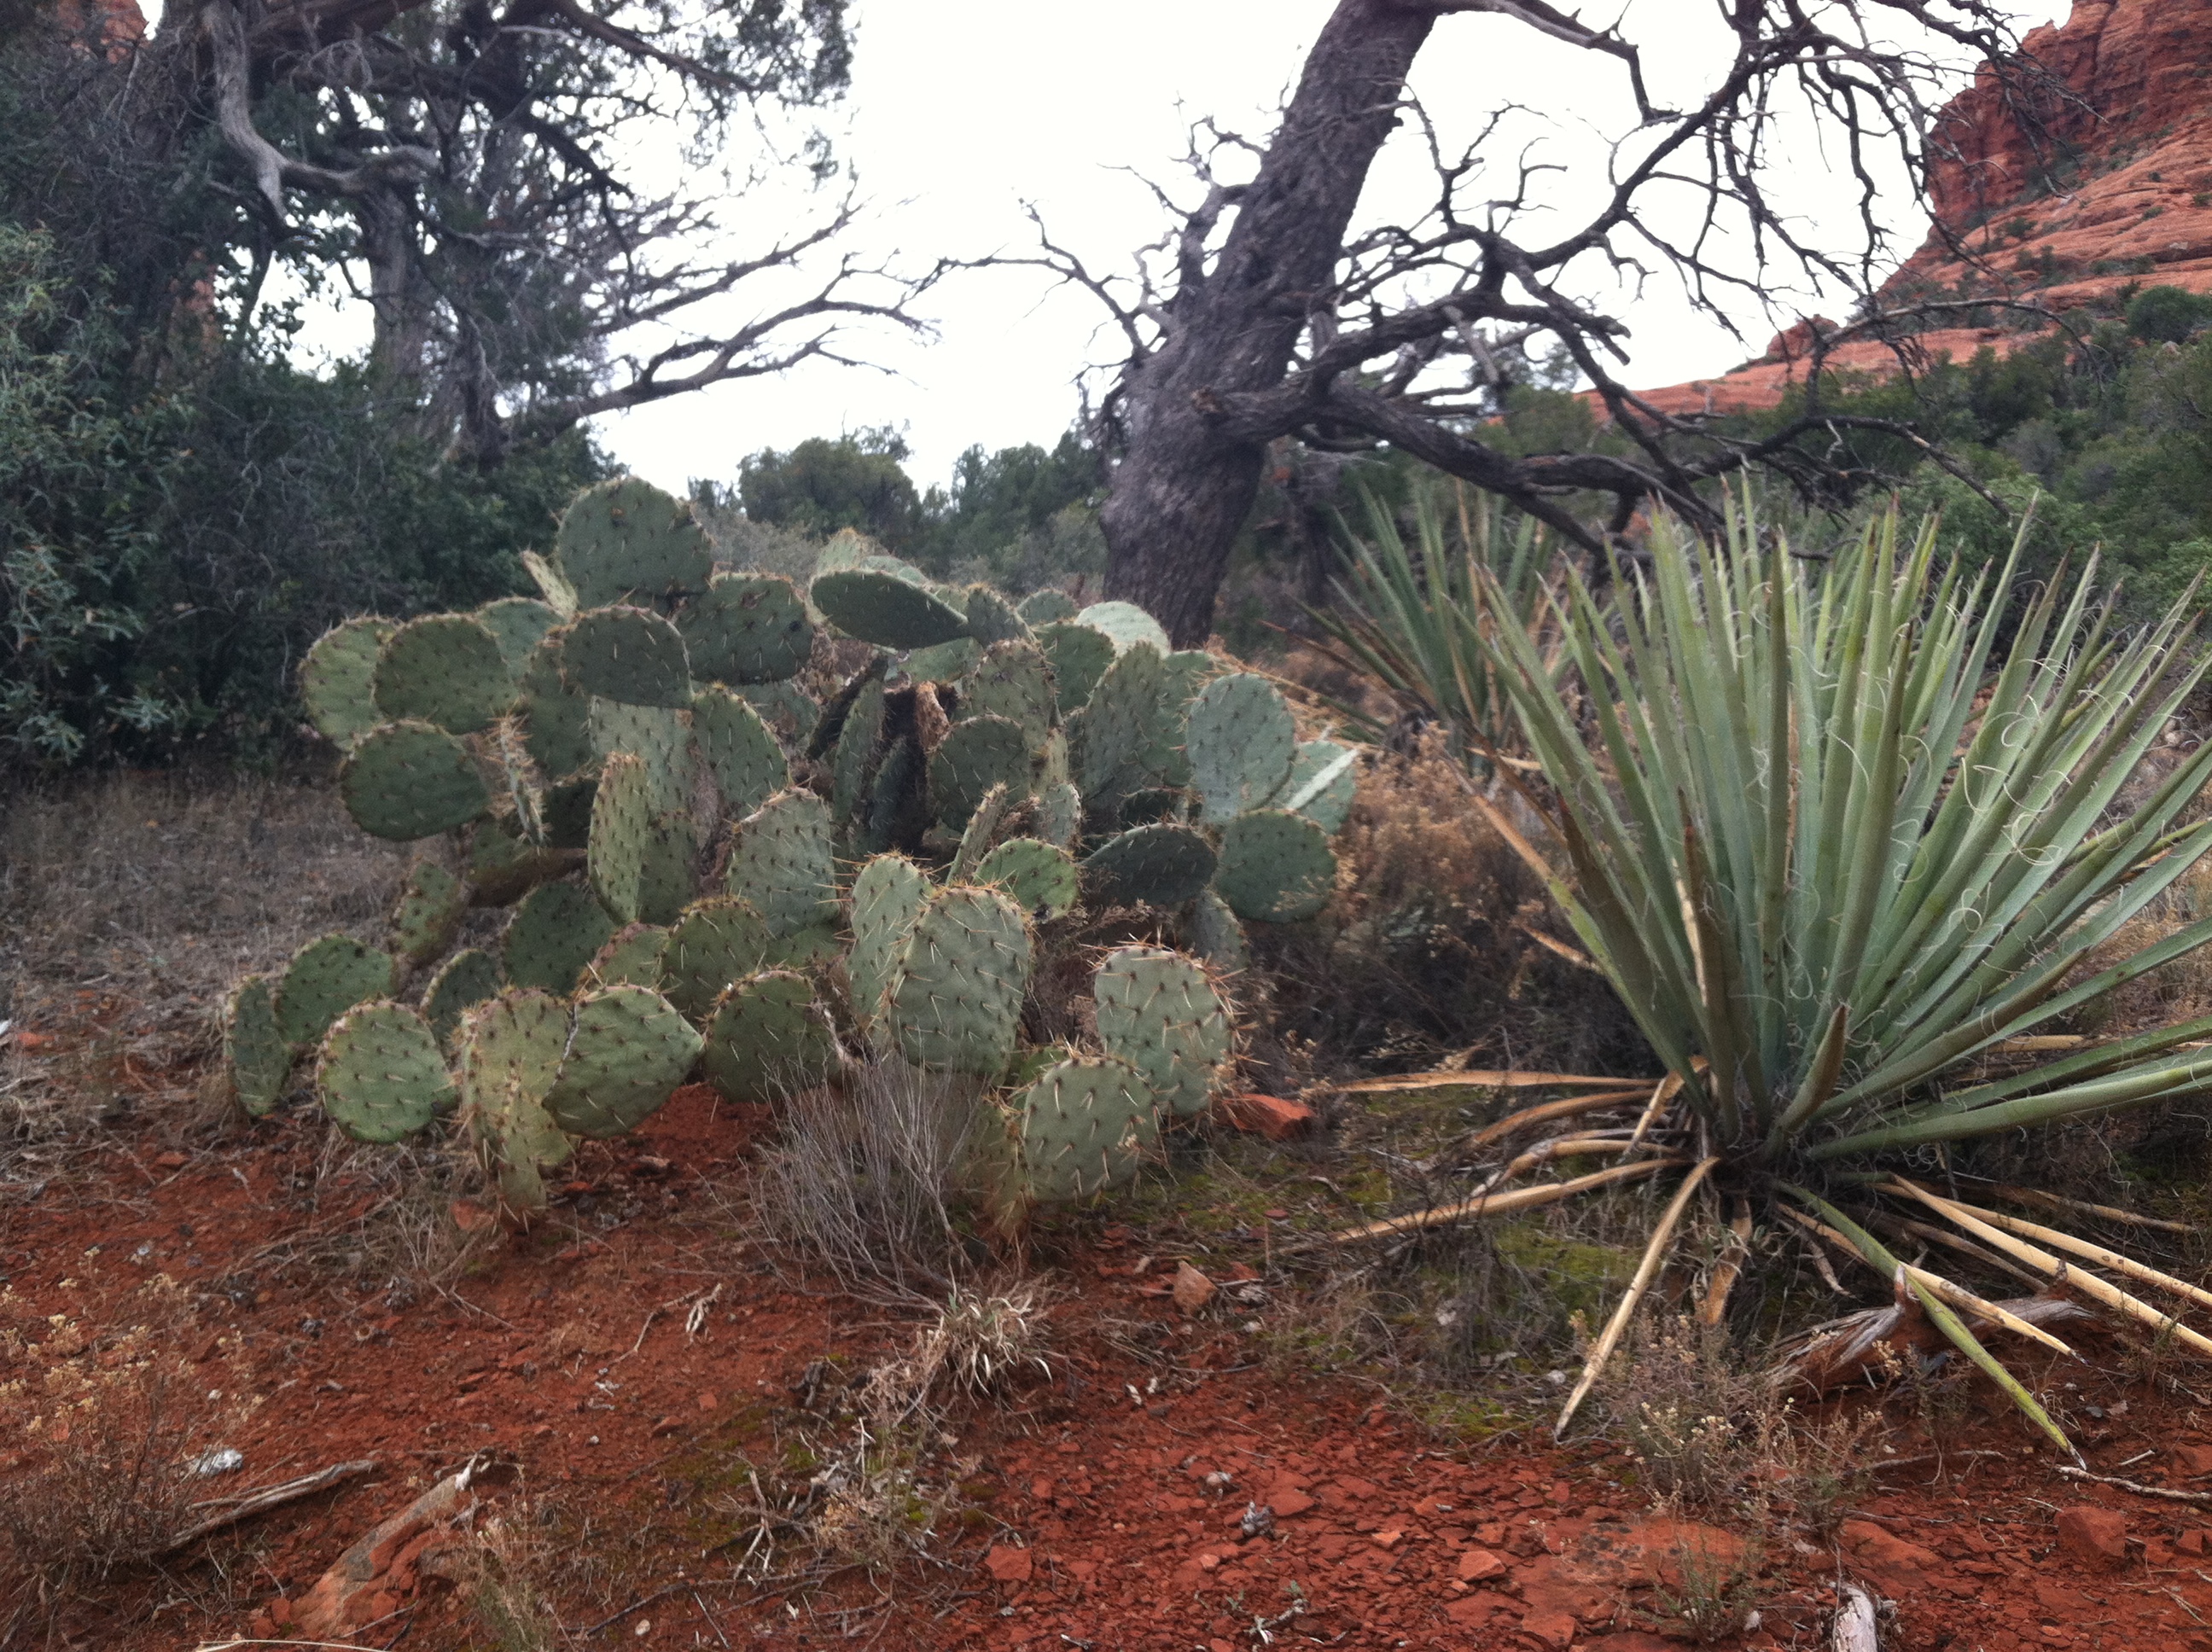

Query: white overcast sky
[227,0,2072,493]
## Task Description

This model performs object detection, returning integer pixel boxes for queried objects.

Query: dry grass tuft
[463,1496,573,1652]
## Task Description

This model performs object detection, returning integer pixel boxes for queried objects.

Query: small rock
[696,1391,718,1412]
[2180,1529,2209,1556]
[1457,1547,1510,1582]
[1522,1607,1579,1649]
[1372,1528,1404,1550]
[190,1447,245,1476]
[2055,1505,2129,1570]
[984,1543,1032,1584]
[1173,1261,1216,1313]
[2175,1445,2212,1476]
[1218,1091,1317,1141]
[1269,1489,1316,1517]
[154,1151,188,1169]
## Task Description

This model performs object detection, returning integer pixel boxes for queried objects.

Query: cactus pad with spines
[884,886,1032,1073]
[846,854,928,1025]
[519,637,594,778]
[905,636,982,683]
[553,477,713,608]
[300,618,396,745]
[638,811,698,925]
[1038,781,1082,850]
[423,948,504,1045]
[393,859,469,965]
[224,975,291,1116]
[928,715,1033,829]
[588,922,669,987]
[663,896,774,1021]
[692,687,789,817]
[1273,739,1358,834]
[958,642,1057,746]
[1013,1055,1160,1201]
[562,606,692,707]
[963,585,1033,647]
[1076,601,1170,655]
[1185,890,1250,974]
[474,597,562,676]
[466,816,568,906]
[735,680,817,745]
[542,985,703,1138]
[830,678,887,823]
[1017,589,1079,625]
[972,837,1079,920]
[1214,808,1336,922]
[588,752,654,923]
[812,569,970,649]
[1078,643,1172,806]
[503,881,617,992]
[455,989,573,1216]
[1034,621,1115,714]
[1093,945,1231,1116]
[951,782,1010,881]
[1186,672,1297,824]
[340,721,493,841]
[371,614,513,734]
[521,550,578,617]
[679,571,813,683]
[588,701,692,813]
[701,970,839,1103]
[276,934,399,1050]
[317,1002,455,1143]
[1080,823,1216,909]
[724,791,836,936]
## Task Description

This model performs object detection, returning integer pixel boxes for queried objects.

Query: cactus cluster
[230,476,1361,1228]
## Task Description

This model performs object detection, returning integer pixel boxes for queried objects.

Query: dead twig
[161,1459,380,1554]
[2055,1465,2212,1505]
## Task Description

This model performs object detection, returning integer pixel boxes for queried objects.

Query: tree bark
[1100,0,1434,647]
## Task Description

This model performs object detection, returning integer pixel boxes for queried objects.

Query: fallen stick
[161,1460,379,1554]
[1338,1069,1654,1094]
[1831,1582,1879,1652]
[1330,1157,1685,1244]
[2055,1464,2212,1505]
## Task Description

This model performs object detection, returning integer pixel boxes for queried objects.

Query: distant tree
[736,428,925,550]
[1024,0,2040,643]
[917,433,1102,578]
[2125,285,2212,346]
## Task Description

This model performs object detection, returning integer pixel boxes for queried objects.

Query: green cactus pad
[958,642,1056,745]
[1273,739,1359,834]
[588,752,653,923]
[847,855,928,1025]
[1078,643,1175,806]
[735,679,818,747]
[972,837,1078,920]
[423,948,504,1045]
[678,571,813,683]
[224,974,292,1116]
[831,678,887,823]
[474,597,562,677]
[1080,823,1217,909]
[503,880,618,992]
[562,606,692,708]
[884,886,1032,1073]
[340,721,492,841]
[1017,589,1079,625]
[542,985,704,1138]
[928,715,1034,829]
[1214,809,1337,922]
[1034,621,1115,714]
[1186,672,1297,825]
[1185,890,1250,974]
[553,477,713,608]
[692,686,789,817]
[1037,781,1083,850]
[763,919,841,971]
[1077,600,1171,654]
[812,569,969,649]
[275,934,399,1050]
[637,811,698,925]
[370,614,512,734]
[316,1001,455,1143]
[588,701,692,814]
[723,790,836,937]
[520,637,595,779]
[906,637,982,683]
[1013,1055,1160,1202]
[392,858,469,965]
[663,896,774,1021]
[814,528,923,580]
[455,989,573,1216]
[701,970,839,1104]
[1094,945,1231,1117]
[1150,650,1215,786]
[521,549,579,618]
[300,618,397,745]
[588,922,669,988]
[810,656,889,759]
[952,782,1011,881]
[963,585,1033,647]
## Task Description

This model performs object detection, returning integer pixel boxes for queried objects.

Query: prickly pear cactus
[692,686,789,817]
[588,922,669,988]
[663,896,773,1021]
[552,476,713,608]
[724,791,836,938]
[542,985,702,1139]
[300,618,396,746]
[455,990,573,1219]
[1214,809,1337,922]
[563,606,692,708]
[846,854,928,1027]
[812,567,969,649]
[224,975,291,1116]
[701,970,840,1104]
[1186,672,1296,825]
[1093,946,1231,1117]
[276,935,399,1050]
[971,837,1078,921]
[1080,823,1216,909]
[504,881,616,993]
[341,722,492,841]
[373,614,514,734]
[678,572,814,684]
[1011,1055,1160,1202]
[883,886,1031,1073]
[393,859,469,966]
[423,948,504,1045]
[317,1002,455,1143]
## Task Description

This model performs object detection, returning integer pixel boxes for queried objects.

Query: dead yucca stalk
[1342,496,2212,1453]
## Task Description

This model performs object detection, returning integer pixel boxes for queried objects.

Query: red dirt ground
[11,1067,2212,1649]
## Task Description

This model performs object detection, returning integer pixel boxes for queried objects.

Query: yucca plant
[1380,498,2212,1450]
[1306,480,1569,767]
